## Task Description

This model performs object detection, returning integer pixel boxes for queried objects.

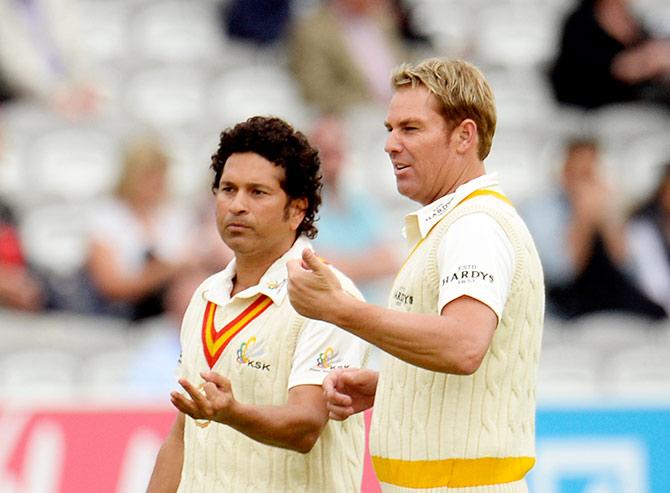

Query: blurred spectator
[0,70,14,105]
[309,115,399,304]
[187,194,235,274]
[389,0,432,49]
[0,199,45,311]
[221,0,293,46]
[521,139,666,319]
[83,136,195,321]
[128,265,211,399]
[0,0,100,119]
[288,0,406,114]
[627,161,670,314]
[549,0,670,110]
[0,118,45,311]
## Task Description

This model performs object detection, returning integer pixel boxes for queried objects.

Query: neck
[230,258,271,296]
[230,238,296,296]
[435,159,486,204]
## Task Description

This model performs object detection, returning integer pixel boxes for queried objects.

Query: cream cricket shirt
[176,236,368,492]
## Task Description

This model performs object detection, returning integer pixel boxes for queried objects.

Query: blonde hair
[115,136,168,200]
[391,58,497,160]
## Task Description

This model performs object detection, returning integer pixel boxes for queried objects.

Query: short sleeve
[287,319,369,389]
[437,213,514,320]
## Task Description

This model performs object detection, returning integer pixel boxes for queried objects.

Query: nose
[384,131,401,155]
[225,190,248,214]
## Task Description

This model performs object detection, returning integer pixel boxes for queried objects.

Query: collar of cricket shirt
[204,235,313,307]
[402,173,501,247]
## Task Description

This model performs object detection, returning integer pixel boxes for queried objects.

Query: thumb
[301,248,325,272]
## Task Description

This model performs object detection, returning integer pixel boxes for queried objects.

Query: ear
[451,119,478,155]
[288,197,308,231]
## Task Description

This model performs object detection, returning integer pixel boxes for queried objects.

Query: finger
[179,378,209,407]
[322,372,339,395]
[325,388,352,407]
[201,371,229,389]
[327,403,354,421]
[170,391,198,416]
[344,368,374,388]
[301,248,325,272]
[201,381,220,401]
[323,376,353,407]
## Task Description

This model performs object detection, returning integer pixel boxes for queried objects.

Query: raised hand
[287,248,343,322]
[171,371,237,424]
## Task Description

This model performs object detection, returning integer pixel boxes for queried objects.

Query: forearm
[147,416,184,493]
[223,401,326,453]
[328,293,488,374]
[89,262,175,302]
[567,216,598,274]
[600,219,628,266]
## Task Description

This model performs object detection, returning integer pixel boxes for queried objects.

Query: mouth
[393,161,410,173]
[225,222,252,232]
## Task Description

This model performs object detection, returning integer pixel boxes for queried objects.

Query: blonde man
[288,58,545,492]
[147,117,368,492]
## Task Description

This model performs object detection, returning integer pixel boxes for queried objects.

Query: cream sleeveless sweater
[370,196,545,493]
[178,297,365,493]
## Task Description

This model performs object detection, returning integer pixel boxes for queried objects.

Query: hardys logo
[314,347,350,371]
[392,287,414,307]
[235,336,271,371]
[442,264,494,286]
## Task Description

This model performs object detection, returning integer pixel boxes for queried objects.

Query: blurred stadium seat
[571,312,657,357]
[73,1,130,65]
[80,347,148,401]
[537,345,601,403]
[128,0,225,64]
[0,348,80,402]
[23,127,121,203]
[603,342,670,399]
[123,65,210,129]
[19,203,89,276]
[475,3,559,71]
[208,65,308,129]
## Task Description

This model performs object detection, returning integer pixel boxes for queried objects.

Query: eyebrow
[220,178,277,189]
[385,118,422,129]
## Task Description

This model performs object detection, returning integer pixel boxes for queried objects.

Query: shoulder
[443,195,518,235]
[442,212,513,253]
[450,210,508,231]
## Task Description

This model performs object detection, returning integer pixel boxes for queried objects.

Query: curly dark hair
[210,116,322,239]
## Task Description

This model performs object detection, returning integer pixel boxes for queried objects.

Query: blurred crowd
[1,0,670,399]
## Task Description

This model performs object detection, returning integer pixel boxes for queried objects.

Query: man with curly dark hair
[147,116,369,493]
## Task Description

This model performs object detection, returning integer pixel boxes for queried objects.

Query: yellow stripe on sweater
[372,456,535,488]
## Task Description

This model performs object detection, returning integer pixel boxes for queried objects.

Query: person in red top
[0,200,44,310]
